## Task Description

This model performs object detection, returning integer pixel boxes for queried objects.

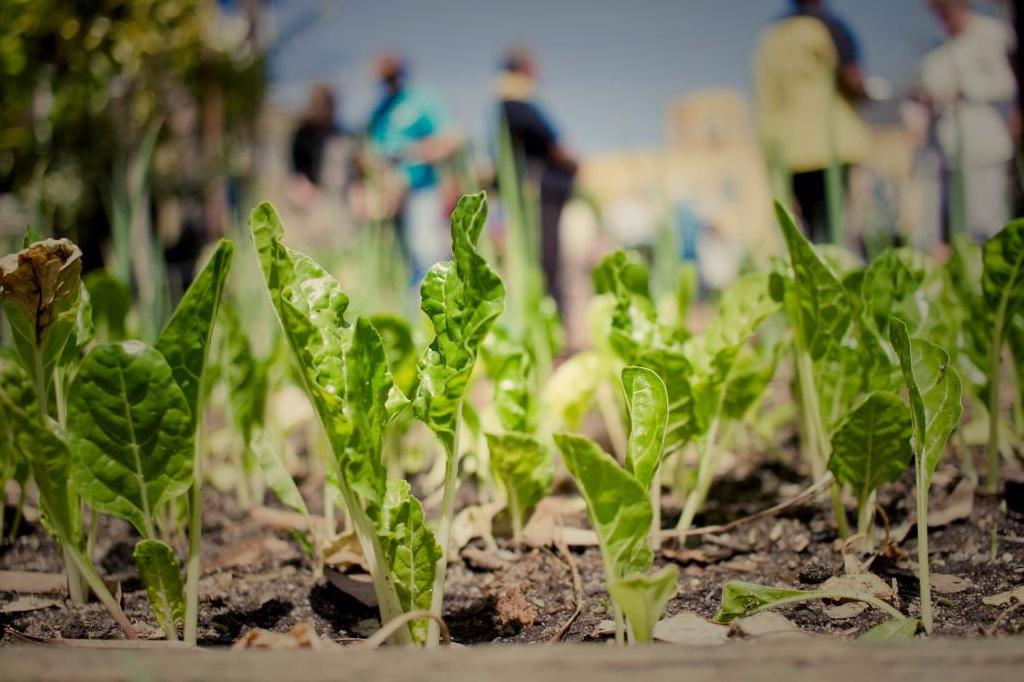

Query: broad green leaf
[339,318,394,510]
[621,366,668,491]
[607,565,679,643]
[369,313,418,398]
[251,428,310,521]
[68,341,192,536]
[982,219,1024,337]
[250,203,374,505]
[379,479,441,643]
[827,391,913,507]
[859,617,919,641]
[156,240,234,430]
[554,433,653,579]
[889,318,963,484]
[712,581,807,623]
[862,249,924,337]
[774,201,852,360]
[482,325,535,433]
[219,302,268,445]
[0,239,83,403]
[721,345,778,419]
[133,539,185,635]
[486,432,552,532]
[414,192,506,456]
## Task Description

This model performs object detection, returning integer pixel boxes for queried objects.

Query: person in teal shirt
[367,53,461,281]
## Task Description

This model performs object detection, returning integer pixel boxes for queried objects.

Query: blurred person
[920,0,1017,243]
[497,46,577,310]
[367,53,461,281]
[754,0,872,243]
[290,83,355,208]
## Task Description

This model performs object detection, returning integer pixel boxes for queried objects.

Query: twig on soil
[658,473,834,542]
[359,610,450,650]
[549,533,583,643]
[988,601,1024,636]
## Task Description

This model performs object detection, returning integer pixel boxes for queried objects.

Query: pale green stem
[986,327,1004,493]
[66,545,138,639]
[744,588,903,622]
[183,415,204,646]
[86,505,98,564]
[509,487,523,550]
[676,415,722,535]
[916,454,934,634]
[857,492,875,553]
[428,402,463,647]
[62,543,88,605]
[649,466,662,551]
[613,602,626,645]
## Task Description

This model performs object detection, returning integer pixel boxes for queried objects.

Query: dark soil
[2,456,1023,646]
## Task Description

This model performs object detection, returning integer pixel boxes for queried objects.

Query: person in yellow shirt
[754,0,872,243]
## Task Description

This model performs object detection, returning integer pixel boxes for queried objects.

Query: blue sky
[267,0,954,154]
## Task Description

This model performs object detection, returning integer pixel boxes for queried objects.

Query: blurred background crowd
[1,0,1021,345]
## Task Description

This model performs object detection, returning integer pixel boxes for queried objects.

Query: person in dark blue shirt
[497,47,578,311]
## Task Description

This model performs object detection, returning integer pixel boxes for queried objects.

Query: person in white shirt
[920,0,1018,242]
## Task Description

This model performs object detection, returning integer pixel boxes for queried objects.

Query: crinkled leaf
[982,219,1024,337]
[862,249,925,337]
[554,433,653,579]
[859,617,919,641]
[414,192,506,456]
[607,565,679,643]
[369,313,418,398]
[889,318,962,485]
[250,203,386,508]
[482,325,535,433]
[775,201,852,360]
[827,391,913,507]
[621,366,668,491]
[68,341,192,536]
[486,432,552,530]
[219,302,268,445]
[133,539,185,635]
[155,240,233,431]
[712,581,808,623]
[379,479,441,643]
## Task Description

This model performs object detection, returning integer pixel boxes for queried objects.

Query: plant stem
[509,488,523,550]
[985,329,1004,493]
[916,453,934,634]
[183,416,204,646]
[649,466,662,551]
[65,546,138,639]
[428,403,463,647]
[613,601,626,645]
[676,415,721,535]
[62,543,88,605]
[857,493,875,553]
[596,381,627,461]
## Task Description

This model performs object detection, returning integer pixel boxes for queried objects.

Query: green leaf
[133,539,185,636]
[369,313,418,398]
[889,318,963,485]
[155,240,234,431]
[721,345,778,419]
[68,341,193,537]
[219,302,267,445]
[486,432,552,532]
[827,391,913,507]
[982,220,1024,335]
[540,350,609,430]
[414,192,506,456]
[858,617,919,641]
[607,565,679,643]
[774,201,852,360]
[621,366,668,491]
[379,479,441,643]
[554,433,653,580]
[862,249,924,337]
[482,325,536,434]
[712,581,807,623]
[251,428,310,521]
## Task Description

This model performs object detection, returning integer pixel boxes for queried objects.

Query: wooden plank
[0,639,1022,682]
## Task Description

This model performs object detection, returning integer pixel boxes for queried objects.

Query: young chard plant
[889,318,962,633]
[554,365,678,644]
[827,391,912,550]
[772,202,853,535]
[980,220,1024,492]
[411,192,505,645]
[251,202,440,646]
